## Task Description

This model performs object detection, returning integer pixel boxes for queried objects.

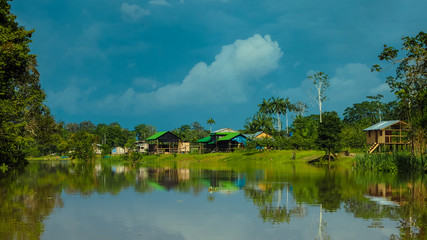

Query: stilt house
[146,131,185,154]
[363,120,410,153]
[197,132,247,153]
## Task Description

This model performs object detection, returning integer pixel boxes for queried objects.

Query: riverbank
[28,150,355,169]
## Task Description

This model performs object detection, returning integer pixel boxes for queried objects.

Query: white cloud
[141,34,283,106]
[132,77,162,90]
[149,0,170,6]
[120,3,150,22]
[50,34,282,115]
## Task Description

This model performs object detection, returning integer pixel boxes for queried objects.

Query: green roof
[197,136,211,143]
[146,131,168,140]
[217,132,241,141]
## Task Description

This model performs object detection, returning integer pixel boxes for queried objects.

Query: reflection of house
[363,120,410,153]
[112,147,128,155]
[147,131,189,154]
[244,131,272,139]
[197,132,248,152]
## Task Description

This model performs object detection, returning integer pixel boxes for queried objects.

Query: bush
[355,152,426,173]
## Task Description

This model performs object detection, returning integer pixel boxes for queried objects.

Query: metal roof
[146,131,167,140]
[363,120,401,131]
[218,132,243,141]
[197,136,211,143]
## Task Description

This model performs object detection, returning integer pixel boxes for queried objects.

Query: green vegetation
[355,152,427,173]
[1,0,425,172]
[0,0,46,167]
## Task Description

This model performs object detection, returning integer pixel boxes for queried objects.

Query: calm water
[1,160,426,240]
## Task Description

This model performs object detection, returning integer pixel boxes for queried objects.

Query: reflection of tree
[316,205,330,240]
[0,165,64,239]
[245,184,306,224]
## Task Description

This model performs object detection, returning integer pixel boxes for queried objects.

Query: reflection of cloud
[121,3,150,22]
[277,63,392,114]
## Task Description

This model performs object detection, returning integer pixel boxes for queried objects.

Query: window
[380,131,382,136]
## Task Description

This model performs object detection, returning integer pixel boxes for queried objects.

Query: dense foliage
[0,0,46,166]
[373,31,427,154]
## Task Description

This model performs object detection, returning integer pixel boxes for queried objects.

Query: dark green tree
[316,111,341,163]
[0,0,46,166]
[372,31,427,154]
[244,111,274,134]
[133,123,156,141]
[68,131,95,160]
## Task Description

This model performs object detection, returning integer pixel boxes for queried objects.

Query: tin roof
[146,131,167,140]
[363,120,401,131]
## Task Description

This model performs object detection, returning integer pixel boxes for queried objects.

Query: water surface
[1,160,426,239]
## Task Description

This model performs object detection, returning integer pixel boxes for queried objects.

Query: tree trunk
[277,112,281,132]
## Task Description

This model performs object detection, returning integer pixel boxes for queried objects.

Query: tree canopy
[0,0,45,166]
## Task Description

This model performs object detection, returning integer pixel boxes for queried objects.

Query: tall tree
[207,118,215,132]
[294,101,308,116]
[0,0,45,166]
[308,72,329,123]
[372,31,427,154]
[269,97,285,132]
[366,94,384,122]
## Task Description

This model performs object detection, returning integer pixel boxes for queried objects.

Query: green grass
[354,152,427,173]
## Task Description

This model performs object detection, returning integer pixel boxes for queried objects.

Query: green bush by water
[355,152,427,173]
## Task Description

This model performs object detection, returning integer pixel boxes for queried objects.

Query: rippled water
[1,160,426,239]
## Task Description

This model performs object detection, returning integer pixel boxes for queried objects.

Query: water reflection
[0,161,426,239]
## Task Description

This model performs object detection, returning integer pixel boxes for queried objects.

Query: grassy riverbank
[28,150,356,170]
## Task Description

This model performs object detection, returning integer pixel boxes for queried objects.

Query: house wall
[255,133,272,139]
[178,142,190,153]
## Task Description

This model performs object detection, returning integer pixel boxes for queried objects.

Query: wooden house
[363,120,410,153]
[146,131,189,154]
[135,141,149,153]
[244,131,272,139]
[197,132,248,153]
[112,147,128,155]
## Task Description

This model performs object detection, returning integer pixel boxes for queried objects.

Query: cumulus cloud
[51,34,282,115]
[132,77,162,90]
[121,3,150,22]
[149,0,170,6]
[128,34,282,107]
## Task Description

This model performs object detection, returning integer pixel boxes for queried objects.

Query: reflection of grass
[136,150,351,172]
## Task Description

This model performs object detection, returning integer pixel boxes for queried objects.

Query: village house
[197,130,248,153]
[146,131,190,154]
[111,147,128,155]
[363,120,411,153]
[244,131,272,140]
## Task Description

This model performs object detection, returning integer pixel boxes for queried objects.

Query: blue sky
[11,0,427,131]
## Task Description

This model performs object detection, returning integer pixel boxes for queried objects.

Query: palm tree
[207,118,215,132]
[283,97,295,135]
[258,98,272,115]
[269,97,286,132]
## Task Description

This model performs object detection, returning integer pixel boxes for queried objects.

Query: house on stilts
[146,131,189,154]
[363,120,411,153]
[197,131,248,153]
